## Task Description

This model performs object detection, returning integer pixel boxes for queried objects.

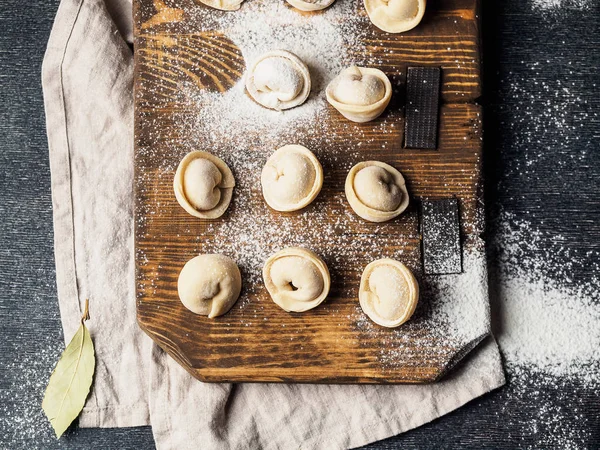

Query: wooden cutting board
[134,0,484,383]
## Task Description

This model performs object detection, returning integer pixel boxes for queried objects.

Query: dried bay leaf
[42,299,95,438]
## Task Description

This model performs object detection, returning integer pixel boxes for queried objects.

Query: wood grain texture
[133,0,482,103]
[135,104,484,383]
[134,0,484,383]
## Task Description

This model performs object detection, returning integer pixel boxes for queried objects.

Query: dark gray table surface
[1,0,599,448]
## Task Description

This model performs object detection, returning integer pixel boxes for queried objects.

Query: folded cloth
[42,0,506,447]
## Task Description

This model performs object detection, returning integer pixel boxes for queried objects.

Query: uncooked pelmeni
[199,0,245,11]
[263,247,331,313]
[326,66,392,123]
[178,254,242,318]
[359,258,419,328]
[286,0,336,11]
[173,151,235,219]
[261,144,323,212]
[364,0,426,33]
[245,50,311,111]
[345,161,409,222]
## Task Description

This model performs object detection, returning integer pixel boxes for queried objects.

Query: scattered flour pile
[489,211,599,447]
[180,0,368,145]
[497,275,599,383]
[532,0,592,10]
[491,212,600,387]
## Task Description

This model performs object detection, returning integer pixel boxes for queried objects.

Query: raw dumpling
[178,254,242,318]
[199,0,245,11]
[345,161,409,222]
[173,151,235,219]
[245,50,311,111]
[364,0,426,33]
[286,0,336,11]
[359,258,419,328]
[263,247,330,312]
[326,66,392,123]
[261,144,323,212]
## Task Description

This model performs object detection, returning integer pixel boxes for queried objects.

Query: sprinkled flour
[489,54,599,389]
[531,0,592,11]
[0,333,62,446]
[177,0,367,144]
[491,211,600,387]
[488,210,599,447]
[480,5,599,437]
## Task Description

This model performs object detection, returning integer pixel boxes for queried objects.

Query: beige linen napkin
[42,0,506,447]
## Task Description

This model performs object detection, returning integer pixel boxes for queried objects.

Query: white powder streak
[492,212,600,386]
[496,274,600,383]
[424,250,490,342]
[531,0,591,11]
[180,0,367,145]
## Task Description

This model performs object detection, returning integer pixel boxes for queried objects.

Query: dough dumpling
[261,144,323,212]
[364,0,426,33]
[178,254,242,318]
[245,50,311,111]
[263,248,331,312]
[326,66,392,123]
[199,0,244,11]
[359,258,419,328]
[285,0,336,11]
[173,151,235,219]
[345,161,409,222]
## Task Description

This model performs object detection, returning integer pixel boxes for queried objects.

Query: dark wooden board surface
[0,0,598,448]
[134,0,485,384]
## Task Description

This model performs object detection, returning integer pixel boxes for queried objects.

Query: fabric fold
[150,337,503,450]
[43,0,152,428]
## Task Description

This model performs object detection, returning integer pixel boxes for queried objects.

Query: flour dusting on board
[136,0,492,373]
[180,0,368,144]
[374,251,490,367]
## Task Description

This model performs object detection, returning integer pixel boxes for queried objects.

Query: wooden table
[0,0,598,448]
